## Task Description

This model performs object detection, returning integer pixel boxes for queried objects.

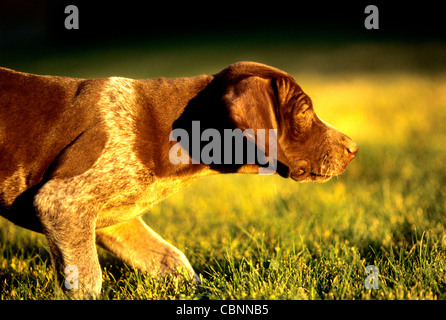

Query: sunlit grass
[1,39,445,299]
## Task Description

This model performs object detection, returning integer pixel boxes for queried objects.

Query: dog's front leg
[34,180,102,299]
[96,217,198,281]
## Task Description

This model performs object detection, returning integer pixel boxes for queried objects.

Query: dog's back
[0,68,103,208]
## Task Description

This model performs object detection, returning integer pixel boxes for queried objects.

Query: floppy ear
[221,75,292,178]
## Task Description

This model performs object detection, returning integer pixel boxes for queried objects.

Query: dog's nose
[345,141,358,159]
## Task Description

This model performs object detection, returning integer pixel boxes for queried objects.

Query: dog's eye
[292,102,312,135]
[298,104,311,117]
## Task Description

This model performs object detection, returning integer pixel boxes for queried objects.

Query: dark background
[1,0,444,50]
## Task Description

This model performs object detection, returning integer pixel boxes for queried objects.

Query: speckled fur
[32,77,199,297]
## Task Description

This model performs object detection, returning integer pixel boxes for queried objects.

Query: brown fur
[0,62,357,297]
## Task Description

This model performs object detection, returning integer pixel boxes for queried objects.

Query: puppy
[0,62,357,297]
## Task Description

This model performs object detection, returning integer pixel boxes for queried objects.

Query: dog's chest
[96,176,196,228]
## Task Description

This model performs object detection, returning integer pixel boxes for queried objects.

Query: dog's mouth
[310,172,333,181]
[288,156,345,182]
[289,169,334,182]
[310,172,331,178]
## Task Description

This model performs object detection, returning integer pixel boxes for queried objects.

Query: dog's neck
[132,75,217,179]
[132,75,264,179]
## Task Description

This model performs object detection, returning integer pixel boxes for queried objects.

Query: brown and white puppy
[0,61,357,297]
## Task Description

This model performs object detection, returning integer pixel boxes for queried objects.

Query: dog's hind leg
[96,217,197,281]
[34,180,103,299]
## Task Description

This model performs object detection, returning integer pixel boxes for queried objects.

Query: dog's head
[218,61,358,181]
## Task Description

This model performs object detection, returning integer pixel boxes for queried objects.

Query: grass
[1,34,446,300]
